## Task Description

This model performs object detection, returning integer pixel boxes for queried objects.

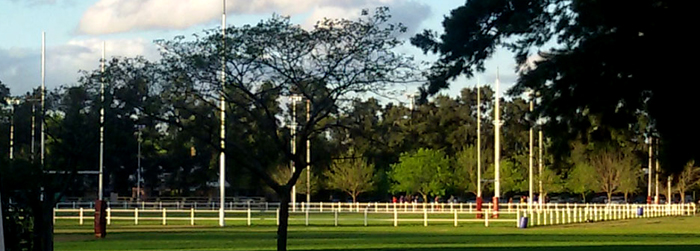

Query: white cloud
[0,38,158,95]
[78,0,430,35]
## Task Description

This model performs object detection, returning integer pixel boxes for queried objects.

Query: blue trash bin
[637,207,644,216]
[518,216,528,228]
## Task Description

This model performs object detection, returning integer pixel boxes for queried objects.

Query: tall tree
[137,8,416,251]
[676,161,700,203]
[325,150,375,202]
[452,146,493,195]
[588,146,638,201]
[389,148,451,201]
[411,0,697,171]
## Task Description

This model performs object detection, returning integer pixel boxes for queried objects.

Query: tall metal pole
[538,129,543,207]
[137,129,142,202]
[290,98,298,210]
[667,176,672,205]
[9,103,15,160]
[476,78,483,218]
[41,32,45,167]
[306,99,311,204]
[219,0,227,227]
[99,41,105,201]
[31,103,35,162]
[647,137,653,204]
[528,92,534,212]
[655,138,660,204]
[493,73,501,217]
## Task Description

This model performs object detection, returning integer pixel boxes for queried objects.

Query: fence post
[248,207,252,226]
[162,208,167,225]
[191,208,195,226]
[423,207,428,227]
[106,208,111,225]
[364,208,368,226]
[393,207,398,227]
[79,208,84,225]
[320,202,323,212]
[135,207,139,225]
[516,210,520,228]
[484,210,489,227]
[334,210,339,227]
[276,208,280,226]
[454,210,458,227]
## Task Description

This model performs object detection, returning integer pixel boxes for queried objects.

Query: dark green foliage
[412,0,696,171]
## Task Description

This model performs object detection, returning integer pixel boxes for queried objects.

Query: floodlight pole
[7,98,19,160]
[538,128,543,207]
[41,32,45,167]
[99,41,105,202]
[647,137,652,204]
[306,99,311,205]
[476,78,483,218]
[137,126,142,202]
[528,91,534,213]
[667,176,672,205]
[219,0,227,227]
[289,95,302,211]
[493,73,502,218]
[31,103,35,162]
[654,138,660,204]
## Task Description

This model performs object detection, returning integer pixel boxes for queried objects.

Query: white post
[162,208,167,225]
[494,74,502,213]
[191,208,195,226]
[477,78,482,206]
[334,210,338,227]
[248,207,252,226]
[99,41,105,201]
[135,208,139,225]
[106,208,111,225]
[423,207,428,227]
[364,209,368,226]
[528,91,534,213]
[219,0,227,228]
[655,138,660,204]
[648,140,653,203]
[304,209,309,226]
[306,99,311,205]
[276,208,280,226]
[484,210,489,227]
[77,208,83,225]
[393,207,398,227]
[41,32,45,167]
[454,210,458,227]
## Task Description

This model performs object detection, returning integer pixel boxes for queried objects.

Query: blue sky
[0,0,520,101]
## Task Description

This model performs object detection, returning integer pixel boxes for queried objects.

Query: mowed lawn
[55,216,700,251]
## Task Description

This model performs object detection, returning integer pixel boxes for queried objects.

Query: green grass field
[55,216,700,251]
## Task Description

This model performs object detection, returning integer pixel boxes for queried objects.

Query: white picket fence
[53,202,696,228]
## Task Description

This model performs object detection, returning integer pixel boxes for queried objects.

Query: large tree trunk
[624,192,628,203]
[681,190,686,203]
[32,189,54,251]
[607,192,612,203]
[277,193,290,251]
[351,193,357,203]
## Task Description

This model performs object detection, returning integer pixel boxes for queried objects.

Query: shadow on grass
[309,245,700,251]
